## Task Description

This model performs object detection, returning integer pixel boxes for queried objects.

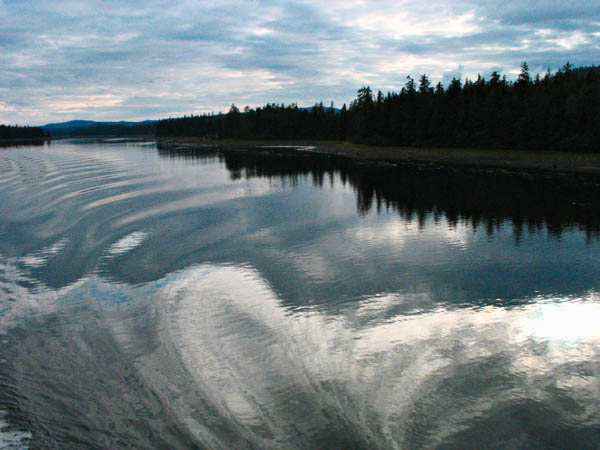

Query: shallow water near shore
[1,140,600,448]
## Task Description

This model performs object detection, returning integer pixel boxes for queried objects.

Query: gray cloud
[1,0,599,124]
[491,1,600,27]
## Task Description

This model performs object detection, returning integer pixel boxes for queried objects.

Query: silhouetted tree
[156,62,600,153]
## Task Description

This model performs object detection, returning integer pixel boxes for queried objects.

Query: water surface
[1,140,599,448]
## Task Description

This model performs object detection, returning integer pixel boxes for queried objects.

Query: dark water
[1,140,600,449]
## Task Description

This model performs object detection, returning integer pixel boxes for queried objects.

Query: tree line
[0,124,47,139]
[156,62,600,152]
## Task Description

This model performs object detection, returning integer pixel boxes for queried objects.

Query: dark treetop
[0,124,46,140]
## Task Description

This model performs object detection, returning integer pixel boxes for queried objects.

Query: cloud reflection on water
[157,263,600,447]
[1,142,600,447]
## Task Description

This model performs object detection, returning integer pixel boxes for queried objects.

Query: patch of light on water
[523,297,600,343]
[258,145,317,151]
[18,256,47,269]
[19,238,69,268]
[349,216,475,250]
[105,231,149,257]
[113,182,277,227]
[0,411,31,449]
[154,264,600,445]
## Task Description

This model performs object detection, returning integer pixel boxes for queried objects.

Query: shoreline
[157,137,600,176]
[0,137,49,146]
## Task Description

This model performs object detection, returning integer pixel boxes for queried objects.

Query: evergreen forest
[0,124,47,140]
[156,63,600,152]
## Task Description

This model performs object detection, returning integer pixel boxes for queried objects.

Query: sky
[1,0,599,125]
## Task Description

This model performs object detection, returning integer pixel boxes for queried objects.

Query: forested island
[157,63,600,153]
[0,124,47,141]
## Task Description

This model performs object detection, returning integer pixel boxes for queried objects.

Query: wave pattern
[0,141,599,448]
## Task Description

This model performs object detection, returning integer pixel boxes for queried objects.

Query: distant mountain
[42,120,157,137]
[42,120,100,130]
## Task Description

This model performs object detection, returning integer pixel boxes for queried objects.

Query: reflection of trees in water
[157,145,600,240]
[0,140,45,148]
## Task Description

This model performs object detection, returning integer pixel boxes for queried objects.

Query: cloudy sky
[1,0,599,125]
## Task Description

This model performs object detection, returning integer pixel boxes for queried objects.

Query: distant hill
[42,120,100,131]
[42,120,157,137]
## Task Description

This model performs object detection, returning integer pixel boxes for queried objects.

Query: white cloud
[1,0,599,124]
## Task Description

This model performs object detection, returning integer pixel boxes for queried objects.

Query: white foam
[0,411,31,449]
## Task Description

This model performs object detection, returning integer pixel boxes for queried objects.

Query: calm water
[1,140,600,449]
